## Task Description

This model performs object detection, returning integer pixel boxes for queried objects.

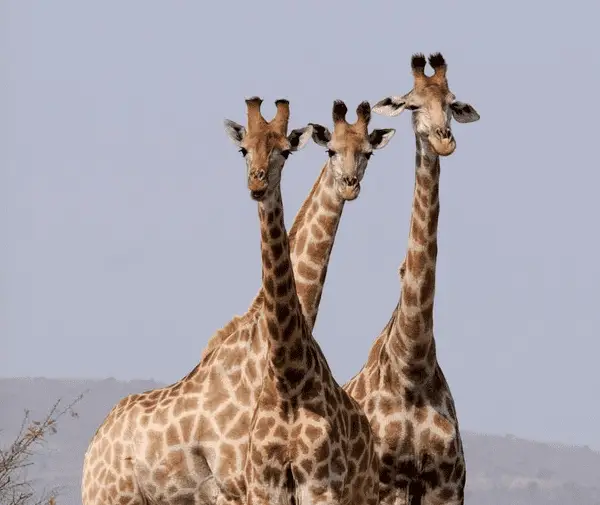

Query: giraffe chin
[339,184,360,201]
[428,136,456,157]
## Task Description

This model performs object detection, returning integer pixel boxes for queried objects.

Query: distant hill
[1,378,599,505]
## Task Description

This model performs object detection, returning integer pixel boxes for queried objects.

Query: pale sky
[2,1,600,450]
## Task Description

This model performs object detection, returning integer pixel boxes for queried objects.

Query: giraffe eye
[406,105,420,111]
[239,147,248,157]
[327,149,336,158]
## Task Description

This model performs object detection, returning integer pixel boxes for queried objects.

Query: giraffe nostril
[344,176,358,187]
[256,170,266,181]
[436,127,452,140]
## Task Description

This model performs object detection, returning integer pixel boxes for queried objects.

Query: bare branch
[0,393,85,505]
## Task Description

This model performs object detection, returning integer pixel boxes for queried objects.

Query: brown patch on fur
[297,261,318,281]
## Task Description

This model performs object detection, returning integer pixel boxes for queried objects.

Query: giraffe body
[81,98,395,505]
[344,53,480,505]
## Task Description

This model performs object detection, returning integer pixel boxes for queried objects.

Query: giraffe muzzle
[339,178,361,201]
[248,170,269,200]
[250,188,267,201]
[429,129,456,157]
[435,127,453,140]
[343,176,359,187]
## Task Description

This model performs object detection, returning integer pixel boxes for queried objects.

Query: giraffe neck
[257,185,308,387]
[387,135,441,383]
[199,162,344,363]
[288,163,344,332]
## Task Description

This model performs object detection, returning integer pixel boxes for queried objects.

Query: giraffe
[236,97,379,505]
[80,97,392,505]
[343,53,480,505]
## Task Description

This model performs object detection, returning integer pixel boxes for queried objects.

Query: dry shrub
[0,395,83,505]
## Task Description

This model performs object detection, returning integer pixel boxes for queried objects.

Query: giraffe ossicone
[344,52,480,505]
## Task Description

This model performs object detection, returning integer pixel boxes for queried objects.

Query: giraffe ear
[309,123,331,147]
[288,125,313,152]
[372,95,409,117]
[224,119,246,146]
[369,128,396,150]
[450,101,480,123]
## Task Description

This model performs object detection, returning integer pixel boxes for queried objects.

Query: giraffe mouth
[250,189,267,201]
[428,135,456,157]
[339,182,361,201]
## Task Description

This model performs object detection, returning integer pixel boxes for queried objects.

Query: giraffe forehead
[418,82,451,103]
[244,130,288,151]
[331,126,368,151]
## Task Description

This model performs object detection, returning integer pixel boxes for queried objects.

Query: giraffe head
[309,100,396,201]
[224,97,313,202]
[373,53,480,156]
